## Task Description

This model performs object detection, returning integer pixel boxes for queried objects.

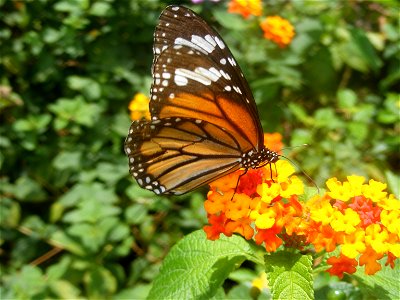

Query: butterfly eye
[125,5,278,195]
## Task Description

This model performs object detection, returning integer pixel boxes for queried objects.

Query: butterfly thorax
[241,147,279,170]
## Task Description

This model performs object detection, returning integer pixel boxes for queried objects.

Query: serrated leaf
[265,251,313,300]
[148,230,264,300]
[352,260,400,299]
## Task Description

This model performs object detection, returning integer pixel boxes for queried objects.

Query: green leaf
[63,198,120,223]
[46,256,72,281]
[67,75,101,100]
[213,10,248,30]
[148,230,264,299]
[337,89,357,109]
[53,151,82,170]
[58,182,118,208]
[96,162,127,185]
[49,96,104,129]
[89,2,113,17]
[84,265,117,299]
[49,280,81,299]
[112,284,152,300]
[352,262,400,299]
[5,265,47,299]
[125,204,148,225]
[265,251,313,300]
[12,175,46,202]
[0,198,21,227]
[385,170,399,198]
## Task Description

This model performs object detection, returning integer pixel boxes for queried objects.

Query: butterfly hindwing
[125,117,243,195]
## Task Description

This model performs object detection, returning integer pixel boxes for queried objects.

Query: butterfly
[124,5,279,195]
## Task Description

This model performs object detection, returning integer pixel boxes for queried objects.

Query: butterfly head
[242,147,279,170]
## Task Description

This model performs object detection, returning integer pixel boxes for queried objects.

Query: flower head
[204,164,399,278]
[128,93,150,121]
[260,16,295,48]
[327,254,358,279]
[228,0,262,19]
[264,132,283,153]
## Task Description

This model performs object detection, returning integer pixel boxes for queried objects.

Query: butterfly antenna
[279,154,320,193]
[282,144,310,151]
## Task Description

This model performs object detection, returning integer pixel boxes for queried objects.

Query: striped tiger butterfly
[124,5,279,195]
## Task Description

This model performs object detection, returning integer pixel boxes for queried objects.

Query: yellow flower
[257,182,281,204]
[378,194,400,210]
[280,175,304,198]
[260,16,295,48]
[346,175,365,197]
[228,0,262,19]
[309,200,335,226]
[362,179,387,202]
[341,230,366,259]
[128,93,150,121]
[365,224,389,253]
[252,272,269,291]
[251,208,276,229]
[326,177,352,201]
[380,210,400,236]
[331,208,361,234]
[275,160,296,182]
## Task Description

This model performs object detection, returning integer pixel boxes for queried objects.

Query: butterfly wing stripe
[156,118,243,151]
[155,158,241,194]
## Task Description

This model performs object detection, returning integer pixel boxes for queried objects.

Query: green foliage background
[0,0,399,299]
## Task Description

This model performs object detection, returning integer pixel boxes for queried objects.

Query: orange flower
[260,16,295,48]
[327,254,358,278]
[203,213,228,240]
[264,132,283,153]
[128,93,151,121]
[228,0,262,19]
[359,246,384,275]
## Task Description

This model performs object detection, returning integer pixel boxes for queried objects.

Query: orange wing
[125,117,244,195]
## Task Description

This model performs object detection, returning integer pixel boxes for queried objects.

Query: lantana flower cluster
[192,0,295,48]
[227,0,295,47]
[203,136,399,278]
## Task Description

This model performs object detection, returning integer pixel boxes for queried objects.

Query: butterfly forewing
[151,5,264,149]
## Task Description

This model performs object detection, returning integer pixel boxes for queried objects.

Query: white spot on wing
[214,36,225,49]
[174,74,188,86]
[175,68,211,85]
[174,37,207,54]
[195,67,220,82]
[191,35,215,53]
[204,34,217,46]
